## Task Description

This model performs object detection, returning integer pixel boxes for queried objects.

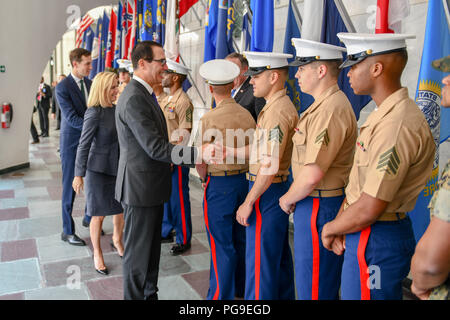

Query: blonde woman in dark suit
[73,72,124,275]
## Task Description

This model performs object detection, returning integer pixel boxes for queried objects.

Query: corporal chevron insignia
[376,146,401,176]
[186,108,193,123]
[268,125,284,144]
[315,129,330,146]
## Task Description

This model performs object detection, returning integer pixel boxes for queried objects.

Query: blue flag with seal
[90,18,102,79]
[283,0,314,114]
[152,0,166,45]
[140,0,154,41]
[250,0,273,52]
[408,0,450,242]
[204,0,218,62]
[320,0,371,120]
[96,10,110,75]
[215,0,235,59]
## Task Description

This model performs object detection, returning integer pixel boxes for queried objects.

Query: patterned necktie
[80,79,86,102]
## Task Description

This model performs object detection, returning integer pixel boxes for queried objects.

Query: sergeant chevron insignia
[315,129,330,146]
[269,125,284,144]
[376,146,400,176]
[186,108,193,123]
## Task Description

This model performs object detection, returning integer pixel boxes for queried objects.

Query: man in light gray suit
[115,41,218,300]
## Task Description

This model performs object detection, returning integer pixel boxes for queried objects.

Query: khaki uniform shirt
[159,88,193,144]
[292,84,357,190]
[156,92,168,106]
[197,98,256,174]
[345,88,435,213]
[249,88,299,178]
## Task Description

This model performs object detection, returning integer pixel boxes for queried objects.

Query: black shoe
[95,267,109,276]
[110,240,123,258]
[42,133,49,138]
[82,219,90,227]
[170,242,191,256]
[61,233,86,246]
[161,234,174,243]
[31,140,40,144]
[55,127,60,131]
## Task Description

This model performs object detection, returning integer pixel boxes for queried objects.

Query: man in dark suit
[115,41,219,300]
[55,48,93,246]
[51,75,66,130]
[36,77,52,137]
[226,53,266,120]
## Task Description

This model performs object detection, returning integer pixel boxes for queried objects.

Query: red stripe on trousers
[255,198,262,300]
[203,177,220,300]
[178,166,187,245]
[357,226,371,300]
[310,198,320,300]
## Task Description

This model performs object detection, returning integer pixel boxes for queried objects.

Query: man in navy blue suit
[55,48,93,246]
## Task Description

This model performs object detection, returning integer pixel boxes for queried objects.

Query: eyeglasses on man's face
[144,58,167,66]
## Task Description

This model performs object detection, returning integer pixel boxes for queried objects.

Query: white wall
[0,0,114,171]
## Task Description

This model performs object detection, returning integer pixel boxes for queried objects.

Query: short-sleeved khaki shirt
[249,88,299,178]
[159,88,193,144]
[197,98,256,174]
[345,88,435,213]
[156,91,168,106]
[292,84,357,190]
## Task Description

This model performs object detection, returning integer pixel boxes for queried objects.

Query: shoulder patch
[268,124,284,144]
[315,129,330,146]
[376,146,400,176]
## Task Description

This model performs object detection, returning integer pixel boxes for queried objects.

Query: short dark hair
[69,48,91,67]
[226,52,249,69]
[131,41,163,70]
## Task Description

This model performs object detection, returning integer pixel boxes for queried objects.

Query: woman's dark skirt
[85,169,123,216]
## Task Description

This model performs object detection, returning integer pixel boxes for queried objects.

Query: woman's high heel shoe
[110,240,123,259]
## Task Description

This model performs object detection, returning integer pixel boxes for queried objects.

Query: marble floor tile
[1,239,38,262]
[0,207,29,222]
[0,258,42,295]
[36,233,91,264]
[86,276,123,300]
[25,284,91,300]
[158,275,202,300]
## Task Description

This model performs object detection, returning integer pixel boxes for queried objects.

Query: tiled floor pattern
[0,124,214,300]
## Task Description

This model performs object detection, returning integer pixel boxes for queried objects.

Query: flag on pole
[140,0,154,41]
[83,26,95,52]
[215,0,235,59]
[283,0,314,114]
[320,0,372,120]
[164,0,180,61]
[375,0,410,34]
[114,0,124,68]
[241,7,251,52]
[204,0,218,62]
[105,8,117,69]
[153,0,167,45]
[122,0,137,59]
[128,0,138,58]
[75,14,95,48]
[408,0,450,242]
[250,0,274,52]
[97,10,110,75]
[179,0,198,17]
[90,17,102,79]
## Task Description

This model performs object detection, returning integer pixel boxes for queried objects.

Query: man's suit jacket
[234,77,266,121]
[74,106,120,177]
[55,74,92,138]
[115,79,196,207]
[36,83,52,111]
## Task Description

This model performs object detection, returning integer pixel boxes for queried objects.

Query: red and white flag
[105,8,117,69]
[376,0,410,33]
[75,14,95,48]
[122,0,137,60]
[179,0,199,18]
[164,0,180,62]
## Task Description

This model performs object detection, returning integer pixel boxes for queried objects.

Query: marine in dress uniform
[196,59,256,300]
[279,39,357,300]
[234,52,298,300]
[321,33,436,300]
[114,59,132,105]
[160,60,194,255]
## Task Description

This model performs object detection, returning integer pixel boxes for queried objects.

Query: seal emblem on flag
[415,80,441,168]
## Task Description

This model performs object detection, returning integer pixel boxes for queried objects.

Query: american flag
[75,14,95,48]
